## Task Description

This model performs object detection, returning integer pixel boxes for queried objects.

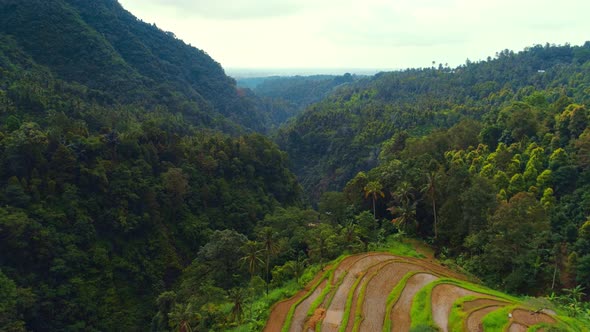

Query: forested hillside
[274,42,590,311]
[276,43,590,199]
[2,0,590,330]
[0,0,272,132]
[0,1,302,330]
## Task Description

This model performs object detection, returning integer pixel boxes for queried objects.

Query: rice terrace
[264,252,588,332]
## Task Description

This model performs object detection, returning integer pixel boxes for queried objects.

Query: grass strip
[280,254,350,332]
[410,278,521,331]
[382,271,421,332]
[352,260,397,332]
[338,270,366,332]
[448,295,508,332]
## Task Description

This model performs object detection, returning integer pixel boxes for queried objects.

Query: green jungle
[1,0,590,331]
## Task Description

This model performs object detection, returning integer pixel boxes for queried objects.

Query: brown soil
[343,260,396,332]
[401,255,467,281]
[263,290,307,332]
[356,261,419,332]
[264,259,335,332]
[511,308,556,326]
[431,283,479,332]
[391,272,439,332]
[465,305,503,332]
[462,298,510,312]
[321,254,395,332]
[507,322,528,332]
[306,308,326,331]
[289,279,327,332]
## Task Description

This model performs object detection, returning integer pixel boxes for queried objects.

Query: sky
[118,0,590,73]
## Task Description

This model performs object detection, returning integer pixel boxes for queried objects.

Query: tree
[227,288,245,323]
[239,241,263,282]
[364,181,384,219]
[466,192,550,293]
[198,230,248,288]
[422,171,439,238]
[168,303,199,332]
[388,200,417,233]
[258,227,280,295]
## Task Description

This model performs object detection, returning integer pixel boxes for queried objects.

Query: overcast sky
[118,0,590,72]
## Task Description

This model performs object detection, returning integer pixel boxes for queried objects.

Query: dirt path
[390,272,439,332]
[465,305,503,332]
[321,254,394,332]
[289,279,327,332]
[511,308,556,326]
[356,262,418,332]
[431,283,480,332]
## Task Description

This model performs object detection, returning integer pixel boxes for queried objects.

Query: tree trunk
[432,197,437,239]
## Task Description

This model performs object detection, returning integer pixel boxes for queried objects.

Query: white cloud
[118,0,590,70]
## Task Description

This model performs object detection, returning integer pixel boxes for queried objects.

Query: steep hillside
[0,0,268,131]
[265,252,589,331]
[0,1,303,330]
[276,43,590,199]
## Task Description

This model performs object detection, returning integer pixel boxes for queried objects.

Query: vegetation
[2,0,590,330]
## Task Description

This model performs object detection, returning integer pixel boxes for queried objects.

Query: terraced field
[264,252,588,332]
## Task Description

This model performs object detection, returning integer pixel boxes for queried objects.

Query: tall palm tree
[239,240,263,282]
[258,227,280,295]
[364,181,385,219]
[422,171,438,239]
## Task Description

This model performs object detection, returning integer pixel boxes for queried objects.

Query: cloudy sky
[118,0,590,72]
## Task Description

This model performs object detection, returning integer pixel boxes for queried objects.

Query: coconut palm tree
[239,240,263,282]
[364,180,384,218]
[258,227,280,295]
[422,171,439,239]
[228,288,245,323]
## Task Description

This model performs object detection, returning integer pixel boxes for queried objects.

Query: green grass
[338,270,365,332]
[410,278,520,330]
[382,271,421,332]
[281,254,349,332]
[377,235,424,258]
[352,261,395,331]
[281,271,330,332]
[481,305,516,331]
[447,295,506,332]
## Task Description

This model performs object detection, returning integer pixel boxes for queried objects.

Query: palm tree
[168,303,198,332]
[364,181,385,218]
[388,200,417,232]
[239,240,263,282]
[395,181,415,206]
[287,256,307,284]
[258,227,280,295]
[422,171,438,239]
[228,288,245,323]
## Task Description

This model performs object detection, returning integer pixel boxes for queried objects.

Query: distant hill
[0,0,269,132]
[236,74,361,127]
